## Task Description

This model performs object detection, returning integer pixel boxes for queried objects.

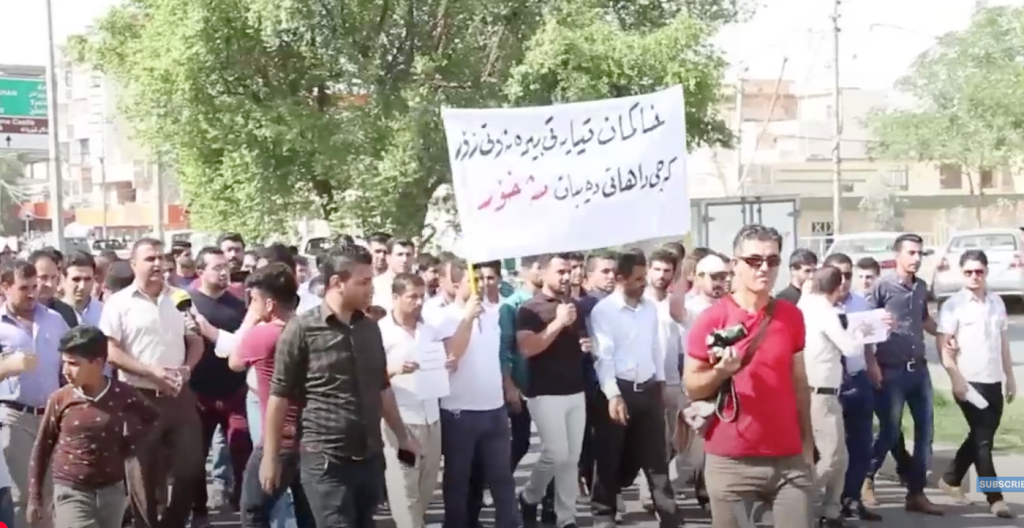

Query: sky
[2,0,1021,91]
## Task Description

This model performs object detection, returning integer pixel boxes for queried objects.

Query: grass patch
[899,390,1024,454]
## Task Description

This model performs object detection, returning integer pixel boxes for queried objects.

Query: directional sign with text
[0,77,49,151]
[0,78,48,120]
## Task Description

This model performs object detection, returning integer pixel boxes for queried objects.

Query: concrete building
[687,81,1024,245]
[15,52,187,237]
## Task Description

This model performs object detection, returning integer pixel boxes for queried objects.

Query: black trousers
[300,451,384,528]
[590,379,678,528]
[943,381,1005,504]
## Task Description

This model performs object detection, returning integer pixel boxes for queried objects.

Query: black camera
[705,324,748,349]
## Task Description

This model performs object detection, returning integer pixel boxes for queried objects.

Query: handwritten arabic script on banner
[442,86,690,262]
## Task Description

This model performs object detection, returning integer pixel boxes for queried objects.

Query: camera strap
[736,299,776,372]
[715,300,775,422]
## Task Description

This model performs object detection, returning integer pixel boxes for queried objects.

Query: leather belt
[0,401,45,415]
[617,377,658,392]
[812,387,840,395]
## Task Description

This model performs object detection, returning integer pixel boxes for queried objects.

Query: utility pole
[830,0,843,236]
[733,78,744,195]
[44,0,66,252]
[153,161,165,242]
[99,155,107,239]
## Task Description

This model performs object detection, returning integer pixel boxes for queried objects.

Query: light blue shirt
[0,303,70,408]
[74,298,104,327]
[838,292,871,373]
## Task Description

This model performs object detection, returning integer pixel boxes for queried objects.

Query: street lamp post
[44,0,66,252]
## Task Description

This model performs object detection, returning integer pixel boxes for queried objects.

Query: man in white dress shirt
[429,260,520,528]
[371,238,416,312]
[589,252,679,528]
[379,273,444,528]
[936,249,1016,518]
[797,266,861,528]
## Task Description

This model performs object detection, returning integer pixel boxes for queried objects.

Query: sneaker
[991,501,1013,518]
[861,479,877,507]
[937,479,970,504]
[519,492,538,527]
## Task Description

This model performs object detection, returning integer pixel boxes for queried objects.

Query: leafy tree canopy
[866,5,1024,221]
[71,0,737,241]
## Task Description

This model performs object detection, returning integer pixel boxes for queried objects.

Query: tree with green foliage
[70,0,738,241]
[865,5,1024,225]
[858,172,905,231]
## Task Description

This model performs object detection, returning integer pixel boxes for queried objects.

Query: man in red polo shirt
[684,224,815,528]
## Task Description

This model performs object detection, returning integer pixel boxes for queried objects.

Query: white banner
[442,86,690,262]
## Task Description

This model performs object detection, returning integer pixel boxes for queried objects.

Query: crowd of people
[0,224,1013,528]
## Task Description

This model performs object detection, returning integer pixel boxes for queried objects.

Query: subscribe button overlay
[977,477,1024,491]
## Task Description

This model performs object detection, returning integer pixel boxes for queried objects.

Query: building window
[79,139,90,163]
[939,163,962,189]
[885,166,909,191]
[979,167,995,189]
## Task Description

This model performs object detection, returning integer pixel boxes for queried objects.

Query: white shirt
[432,300,504,412]
[797,293,858,389]
[297,290,321,314]
[372,272,396,313]
[938,289,1007,384]
[379,314,442,425]
[681,294,715,356]
[99,284,188,390]
[590,291,663,399]
[647,291,682,385]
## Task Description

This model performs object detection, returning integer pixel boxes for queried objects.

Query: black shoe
[560,523,578,528]
[540,508,557,524]
[519,492,539,527]
[819,517,850,528]
[842,500,882,522]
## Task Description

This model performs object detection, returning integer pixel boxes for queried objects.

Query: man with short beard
[187,247,251,524]
[638,249,683,511]
[366,232,392,277]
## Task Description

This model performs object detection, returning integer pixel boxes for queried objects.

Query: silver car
[931,228,1024,301]
[824,231,908,278]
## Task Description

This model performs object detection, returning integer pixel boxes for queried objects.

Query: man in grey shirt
[863,234,943,515]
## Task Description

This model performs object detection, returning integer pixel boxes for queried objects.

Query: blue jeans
[0,487,13,528]
[247,391,294,528]
[211,425,231,488]
[869,365,933,495]
[840,371,874,502]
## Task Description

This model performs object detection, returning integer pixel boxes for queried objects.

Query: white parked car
[930,228,1024,302]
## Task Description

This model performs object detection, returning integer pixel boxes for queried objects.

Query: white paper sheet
[413,342,450,399]
[845,309,890,345]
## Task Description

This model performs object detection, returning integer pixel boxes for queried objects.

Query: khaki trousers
[811,392,848,519]
[384,421,442,528]
[704,454,815,528]
[53,482,125,528]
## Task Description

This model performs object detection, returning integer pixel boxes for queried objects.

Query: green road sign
[0,78,48,118]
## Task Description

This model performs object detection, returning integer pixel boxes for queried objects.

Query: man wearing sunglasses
[936,250,1016,518]
[684,224,815,528]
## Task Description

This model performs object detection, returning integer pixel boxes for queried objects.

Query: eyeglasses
[735,254,782,269]
[963,269,986,277]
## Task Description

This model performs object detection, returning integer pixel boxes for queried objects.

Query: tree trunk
[966,170,982,227]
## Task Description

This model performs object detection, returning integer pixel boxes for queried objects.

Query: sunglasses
[963,269,986,277]
[735,254,783,269]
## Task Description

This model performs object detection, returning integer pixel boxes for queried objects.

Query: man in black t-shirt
[775,248,818,304]
[187,247,250,522]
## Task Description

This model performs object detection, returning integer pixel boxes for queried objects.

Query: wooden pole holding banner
[468,263,480,296]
